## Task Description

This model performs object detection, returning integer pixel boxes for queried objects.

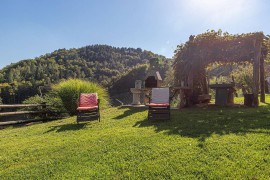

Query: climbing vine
[173,30,269,91]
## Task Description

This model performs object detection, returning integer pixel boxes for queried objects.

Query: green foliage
[44,92,67,113]
[231,64,254,94]
[0,99,270,179]
[109,64,148,96]
[23,95,45,104]
[163,60,174,87]
[0,45,167,103]
[53,79,109,115]
[208,63,255,94]
[174,30,269,89]
[22,93,66,113]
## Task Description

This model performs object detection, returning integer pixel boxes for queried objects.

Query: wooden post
[260,55,265,103]
[41,102,48,120]
[188,69,194,91]
[265,80,269,94]
[187,66,194,105]
[202,70,209,94]
[253,42,262,107]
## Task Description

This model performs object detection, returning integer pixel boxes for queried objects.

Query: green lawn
[0,100,270,179]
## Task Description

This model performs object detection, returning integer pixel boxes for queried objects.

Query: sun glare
[184,0,256,24]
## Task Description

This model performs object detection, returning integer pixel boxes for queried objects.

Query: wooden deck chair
[148,88,170,120]
[77,93,100,123]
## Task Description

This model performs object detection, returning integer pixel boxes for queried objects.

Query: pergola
[174,31,269,106]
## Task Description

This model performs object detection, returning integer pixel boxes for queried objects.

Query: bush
[231,64,254,94]
[23,93,66,113]
[23,95,45,104]
[53,79,109,115]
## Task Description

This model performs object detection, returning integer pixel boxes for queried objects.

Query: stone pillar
[135,80,142,89]
[131,80,142,105]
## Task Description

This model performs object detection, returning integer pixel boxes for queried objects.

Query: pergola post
[260,55,265,103]
[188,68,194,91]
[253,42,262,107]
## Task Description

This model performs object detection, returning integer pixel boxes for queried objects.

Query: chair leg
[77,108,100,123]
[168,106,171,120]
[98,109,100,122]
[148,106,171,120]
[77,111,80,124]
[148,107,150,120]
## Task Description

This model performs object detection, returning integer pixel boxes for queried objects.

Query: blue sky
[0,0,270,68]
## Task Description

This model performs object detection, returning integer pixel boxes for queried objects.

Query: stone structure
[144,70,162,88]
[130,80,142,105]
[130,71,164,105]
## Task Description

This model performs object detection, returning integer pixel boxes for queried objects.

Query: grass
[0,97,270,179]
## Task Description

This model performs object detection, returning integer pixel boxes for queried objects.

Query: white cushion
[151,88,169,104]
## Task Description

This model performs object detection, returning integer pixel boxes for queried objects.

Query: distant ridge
[0,44,169,103]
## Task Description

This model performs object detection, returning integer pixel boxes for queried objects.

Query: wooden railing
[0,104,51,126]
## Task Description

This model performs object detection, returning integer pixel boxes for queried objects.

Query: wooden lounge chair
[148,88,170,120]
[77,93,100,123]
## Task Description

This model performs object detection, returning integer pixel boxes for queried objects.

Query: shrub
[52,79,109,115]
[231,64,254,94]
[23,93,66,113]
[23,95,45,104]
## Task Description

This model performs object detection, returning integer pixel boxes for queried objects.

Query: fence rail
[0,111,45,117]
[0,104,47,108]
[0,103,51,126]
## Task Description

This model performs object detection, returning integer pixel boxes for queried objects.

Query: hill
[0,45,169,103]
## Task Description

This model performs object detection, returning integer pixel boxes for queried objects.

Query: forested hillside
[0,45,169,104]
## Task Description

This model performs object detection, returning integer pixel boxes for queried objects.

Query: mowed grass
[0,99,270,179]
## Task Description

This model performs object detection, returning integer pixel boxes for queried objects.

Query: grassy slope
[0,99,270,179]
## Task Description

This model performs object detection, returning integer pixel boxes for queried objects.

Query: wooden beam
[253,41,262,107]
[0,111,46,116]
[0,104,47,108]
[260,55,265,103]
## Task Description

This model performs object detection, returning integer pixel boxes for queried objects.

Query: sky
[0,0,270,69]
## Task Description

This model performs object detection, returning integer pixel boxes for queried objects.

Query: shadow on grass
[45,123,86,133]
[0,117,65,130]
[113,106,146,120]
[133,106,270,146]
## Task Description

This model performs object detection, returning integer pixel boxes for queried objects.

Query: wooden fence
[0,104,51,126]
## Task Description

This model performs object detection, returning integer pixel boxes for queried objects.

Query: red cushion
[77,106,98,111]
[79,93,98,107]
[148,103,170,107]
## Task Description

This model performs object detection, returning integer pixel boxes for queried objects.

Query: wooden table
[209,83,235,106]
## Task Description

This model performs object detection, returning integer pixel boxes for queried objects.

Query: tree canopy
[0,45,168,103]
